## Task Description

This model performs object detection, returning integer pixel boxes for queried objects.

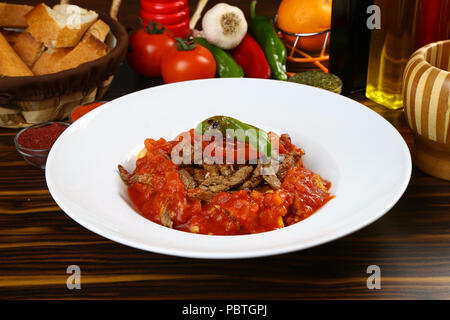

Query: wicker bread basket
[0,0,128,128]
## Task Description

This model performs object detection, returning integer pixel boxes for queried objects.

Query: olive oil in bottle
[366,0,417,110]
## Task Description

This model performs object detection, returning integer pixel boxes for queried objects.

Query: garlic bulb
[201,3,248,50]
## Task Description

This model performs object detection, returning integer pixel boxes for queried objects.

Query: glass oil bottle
[366,0,417,110]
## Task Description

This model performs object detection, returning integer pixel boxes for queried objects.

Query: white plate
[46,78,411,259]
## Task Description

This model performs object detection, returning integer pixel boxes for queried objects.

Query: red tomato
[127,24,175,77]
[161,40,216,83]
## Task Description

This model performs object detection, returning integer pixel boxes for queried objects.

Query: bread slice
[12,32,44,68]
[0,29,22,44]
[84,19,110,42]
[0,32,33,77]
[52,34,110,73]
[0,3,33,28]
[25,3,98,48]
[31,19,110,75]
[32,47,72,75]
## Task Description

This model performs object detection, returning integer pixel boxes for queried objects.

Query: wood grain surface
[1,0,450,300]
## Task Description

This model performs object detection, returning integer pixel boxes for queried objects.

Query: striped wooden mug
[403,40,450,180]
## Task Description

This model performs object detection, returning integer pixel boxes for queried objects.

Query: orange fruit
[277,0,332,52]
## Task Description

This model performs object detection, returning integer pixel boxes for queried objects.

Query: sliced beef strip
[240,162,262,190]
[202,164,220,178]
[188,166,254,200]
[118,165,153,186]
[262,174,281,190]
[200,165,253,193]
[133,174,153,185]
[118,165,131,184]
[261,164,281,190]
[241,175,262,190]
[226,165,254,187]
[218,164,234,177]
[159,201,173,228]
[200,177,230,193]
[178,169,197,190]
[193,168,207,184]
[187,188,216,201]
[277,151,302,180]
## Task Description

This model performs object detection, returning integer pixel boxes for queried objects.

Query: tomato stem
[146,20,166,35]
[175,37,197,51]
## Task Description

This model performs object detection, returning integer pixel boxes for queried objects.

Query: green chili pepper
[249,0,288,81]
[194,38,244,78]
[195,115,272,158]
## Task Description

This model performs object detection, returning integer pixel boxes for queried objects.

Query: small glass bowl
[14,121,70,169]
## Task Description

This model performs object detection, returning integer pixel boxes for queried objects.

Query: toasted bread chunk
[52,34,110,73]
[13,32,44,68]
[32,47,72,75]
[0,32,33,77]
[84,19,110,42]
[25,3,98,48]
[0,29,22,44]
[0,3,33,28]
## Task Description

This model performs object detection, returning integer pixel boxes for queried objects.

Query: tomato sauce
[127,131,333,235]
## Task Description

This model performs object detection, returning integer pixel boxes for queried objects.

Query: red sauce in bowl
[18,122,68,150]
[15,121,70,169]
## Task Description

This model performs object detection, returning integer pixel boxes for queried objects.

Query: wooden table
[1,0,449,300]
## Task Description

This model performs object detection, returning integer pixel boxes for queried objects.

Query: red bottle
[140,0,190,38]
[415,0,450,49]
